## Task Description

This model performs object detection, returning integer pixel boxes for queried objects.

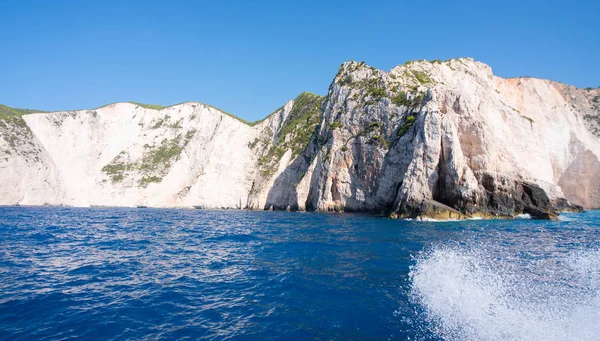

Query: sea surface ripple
[0,207,598,340]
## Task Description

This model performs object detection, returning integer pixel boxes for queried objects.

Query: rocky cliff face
[1,58,598,219]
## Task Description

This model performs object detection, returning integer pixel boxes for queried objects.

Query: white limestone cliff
[1,58,598,218]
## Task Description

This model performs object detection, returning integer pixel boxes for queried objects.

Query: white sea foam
[557,214,573,222]
[409,244,600,341]
[404,217,462,223]
[419,217,439,222]
[418,218,461,223]
[515,213,532,219]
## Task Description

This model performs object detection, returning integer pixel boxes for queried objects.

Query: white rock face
[0,102,287,208]
[302,59,600,217]
[0,58,598,217]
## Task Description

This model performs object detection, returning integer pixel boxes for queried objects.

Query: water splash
[409,243,600,341]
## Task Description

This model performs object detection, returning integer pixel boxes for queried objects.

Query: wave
[409,242,600,341]
[404,218,461,223]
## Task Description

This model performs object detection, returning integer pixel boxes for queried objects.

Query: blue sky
[1,0,598,121]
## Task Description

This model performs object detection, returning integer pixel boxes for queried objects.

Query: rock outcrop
[1,58,598,219]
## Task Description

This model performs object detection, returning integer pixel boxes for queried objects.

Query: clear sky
[1,0,598,121]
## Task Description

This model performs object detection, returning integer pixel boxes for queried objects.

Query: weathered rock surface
[1,58,598,219]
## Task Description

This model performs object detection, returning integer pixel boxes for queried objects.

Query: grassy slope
[256,92,324,175]
[0,104,46,119]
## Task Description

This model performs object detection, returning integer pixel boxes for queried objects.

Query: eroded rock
[0,59,598,220]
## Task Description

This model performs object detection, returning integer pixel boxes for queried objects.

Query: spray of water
[409,242,600,341]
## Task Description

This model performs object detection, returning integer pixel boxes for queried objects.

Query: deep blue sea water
[0,207,599,340]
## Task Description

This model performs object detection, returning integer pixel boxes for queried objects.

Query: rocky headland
[1,58,599,219]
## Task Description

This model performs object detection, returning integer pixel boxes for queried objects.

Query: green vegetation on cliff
[584,114,600,136]
[0,105,42,157]
[258,92,324,176]
[397,115,416,137]
[333,61,430,111]
[101,129,197,185]
[140,137,185,171]
[0,104,45,119]
[129,102,166,110]
[411,70,432,84]
[392,91,426,108]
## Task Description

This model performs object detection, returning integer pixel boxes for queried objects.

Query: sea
[0,207,599,340]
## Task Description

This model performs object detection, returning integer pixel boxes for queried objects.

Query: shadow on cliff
[263,149,315,211]
[558,149,600,209]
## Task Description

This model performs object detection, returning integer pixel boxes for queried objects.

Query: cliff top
[0,92,320,128]
[2,58,597,124]
[0,104,47,119]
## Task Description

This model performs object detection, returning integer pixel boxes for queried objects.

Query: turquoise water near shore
[1,207,598,340]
